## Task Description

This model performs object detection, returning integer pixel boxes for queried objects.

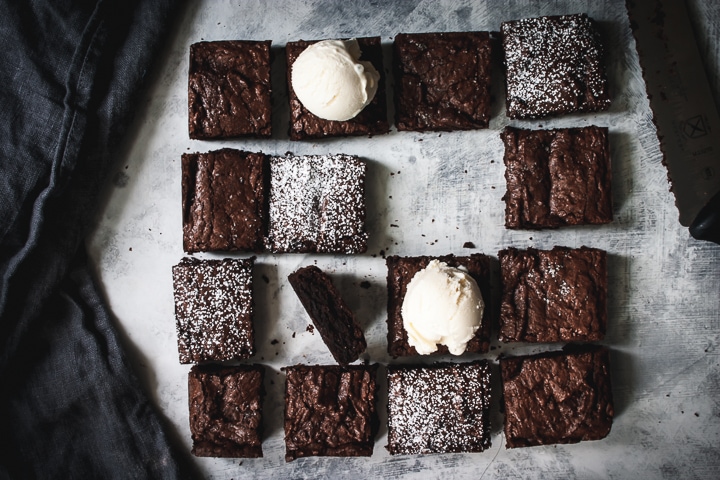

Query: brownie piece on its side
[386,254,492,357]
[267,153,368,254]
[188,40,272,139]
[387,361,492,455]
[394,32,492,132]
[502,125,612,229]
[286,37,389,140]
[189,364,265,458]
[288,265,366,365]
[502,14,610,119]
[500,346,614,448]
[172,257,255,363]
[182,148,268,253]
[284,364,378,461]
[499,246,607,343]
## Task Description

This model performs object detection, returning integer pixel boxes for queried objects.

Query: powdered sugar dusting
[502,14,610,118]
[172,257,254,363]
[268,153,367,253]
[387,361,491,454]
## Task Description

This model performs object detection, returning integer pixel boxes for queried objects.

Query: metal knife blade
[627,0,720,241]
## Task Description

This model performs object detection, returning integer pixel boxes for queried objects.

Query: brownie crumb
[261,274,270,284]
[463,241,475,249]
[360,281,371,289]
[306,325,315,334]
[271,339,279,345]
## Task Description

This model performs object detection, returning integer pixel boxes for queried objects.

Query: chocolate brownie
[286,37,389,140]
[386,361,491,455]
[499,246,607,343]
[288,265,366,365]
[172,257,255,363]
[500,345,614,448]
[394,32,492,131]
[284,364,378,461]
[188,40,272,139]
[182,148,268,253]
[502,125,612,229]
[386,254,492,357]
[188,364,265,457]
[502,14,610,119]
[267,153,367,254]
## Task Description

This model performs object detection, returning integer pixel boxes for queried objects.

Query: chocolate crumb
[360,281,371,289]
[463,241,475,248]
[270,339,279,345]
[292,332,296,338]
[261,274,270,284]
[306,324,314,334]
[390,224,399,228]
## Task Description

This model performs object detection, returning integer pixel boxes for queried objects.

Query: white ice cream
[402,260,484,355]
[291,39,380,121]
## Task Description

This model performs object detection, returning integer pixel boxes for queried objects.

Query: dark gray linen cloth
[0,1,189,478]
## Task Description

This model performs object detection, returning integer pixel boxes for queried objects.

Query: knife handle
[690,191,720,245]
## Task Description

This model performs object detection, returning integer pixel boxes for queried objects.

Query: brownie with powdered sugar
[172,257,255,363]
[267,153,367,254]
[386,361,492,455]
[501,14,610,119]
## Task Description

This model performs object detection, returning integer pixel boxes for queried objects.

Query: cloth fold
[0,0,188,477]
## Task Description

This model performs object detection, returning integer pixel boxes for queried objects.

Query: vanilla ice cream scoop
[402,260,485,355]
[291,39,380,121]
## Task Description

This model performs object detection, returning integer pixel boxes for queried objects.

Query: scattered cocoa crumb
[463,241,475,248]
[695,412,699,417]
[292,332,296,338]
[390,224,399,228]
[270,339,279,345]
[490,160,495,163]
[306,324,314,334]
[360,281,371,289]
[129,247,132,251]
[379,249,385,258]
[261,274,270,284]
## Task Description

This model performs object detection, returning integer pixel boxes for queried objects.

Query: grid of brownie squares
[188,364,265,457]
[386,361,492,455]
[283,364,378,461]
[286,37,389,140]
[500,346,614,448]
[502,125,613,229]
[386,254,492,357]
[172,257,255,363]
[394,32,493,132]
[188,40,272,139]
[501,14,611,119]
[182,149,268,253]
[498,246,608,343]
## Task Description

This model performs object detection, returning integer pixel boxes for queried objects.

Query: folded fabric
[0,1,188,478]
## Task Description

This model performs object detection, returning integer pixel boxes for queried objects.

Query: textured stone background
[88,1,720,478]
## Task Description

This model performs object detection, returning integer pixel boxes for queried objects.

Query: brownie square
[288,265,366,365]
[500,346,614,448]
[188,40,272,139]
[182,148,268,253]
[498,246,607,343]
[386,361,491,455]
[286,37,389,140]
[267,153,367,254]
[284,364,378,461]
[172,257,255,363]
[188,364,265,457]
[502,125,612,229]
[386,254,492,357]
[502,14,610,119]
[394,32,492,131]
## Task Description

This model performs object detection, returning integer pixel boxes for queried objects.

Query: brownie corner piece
[501,125,612,229]
[500,345,613,448]
[501,13,610,119]
[288,265,366,365]
[386,360,492,455]
[189,363,265,458]
[267,153,367,254]
[188,40,272,139]
[394,31,492,132]
[386,254,492,357]
[286,36,389,140]
[182,148,268,253]
[172,257,255,363]
[498,246,608,343]
[284,364,379,461]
